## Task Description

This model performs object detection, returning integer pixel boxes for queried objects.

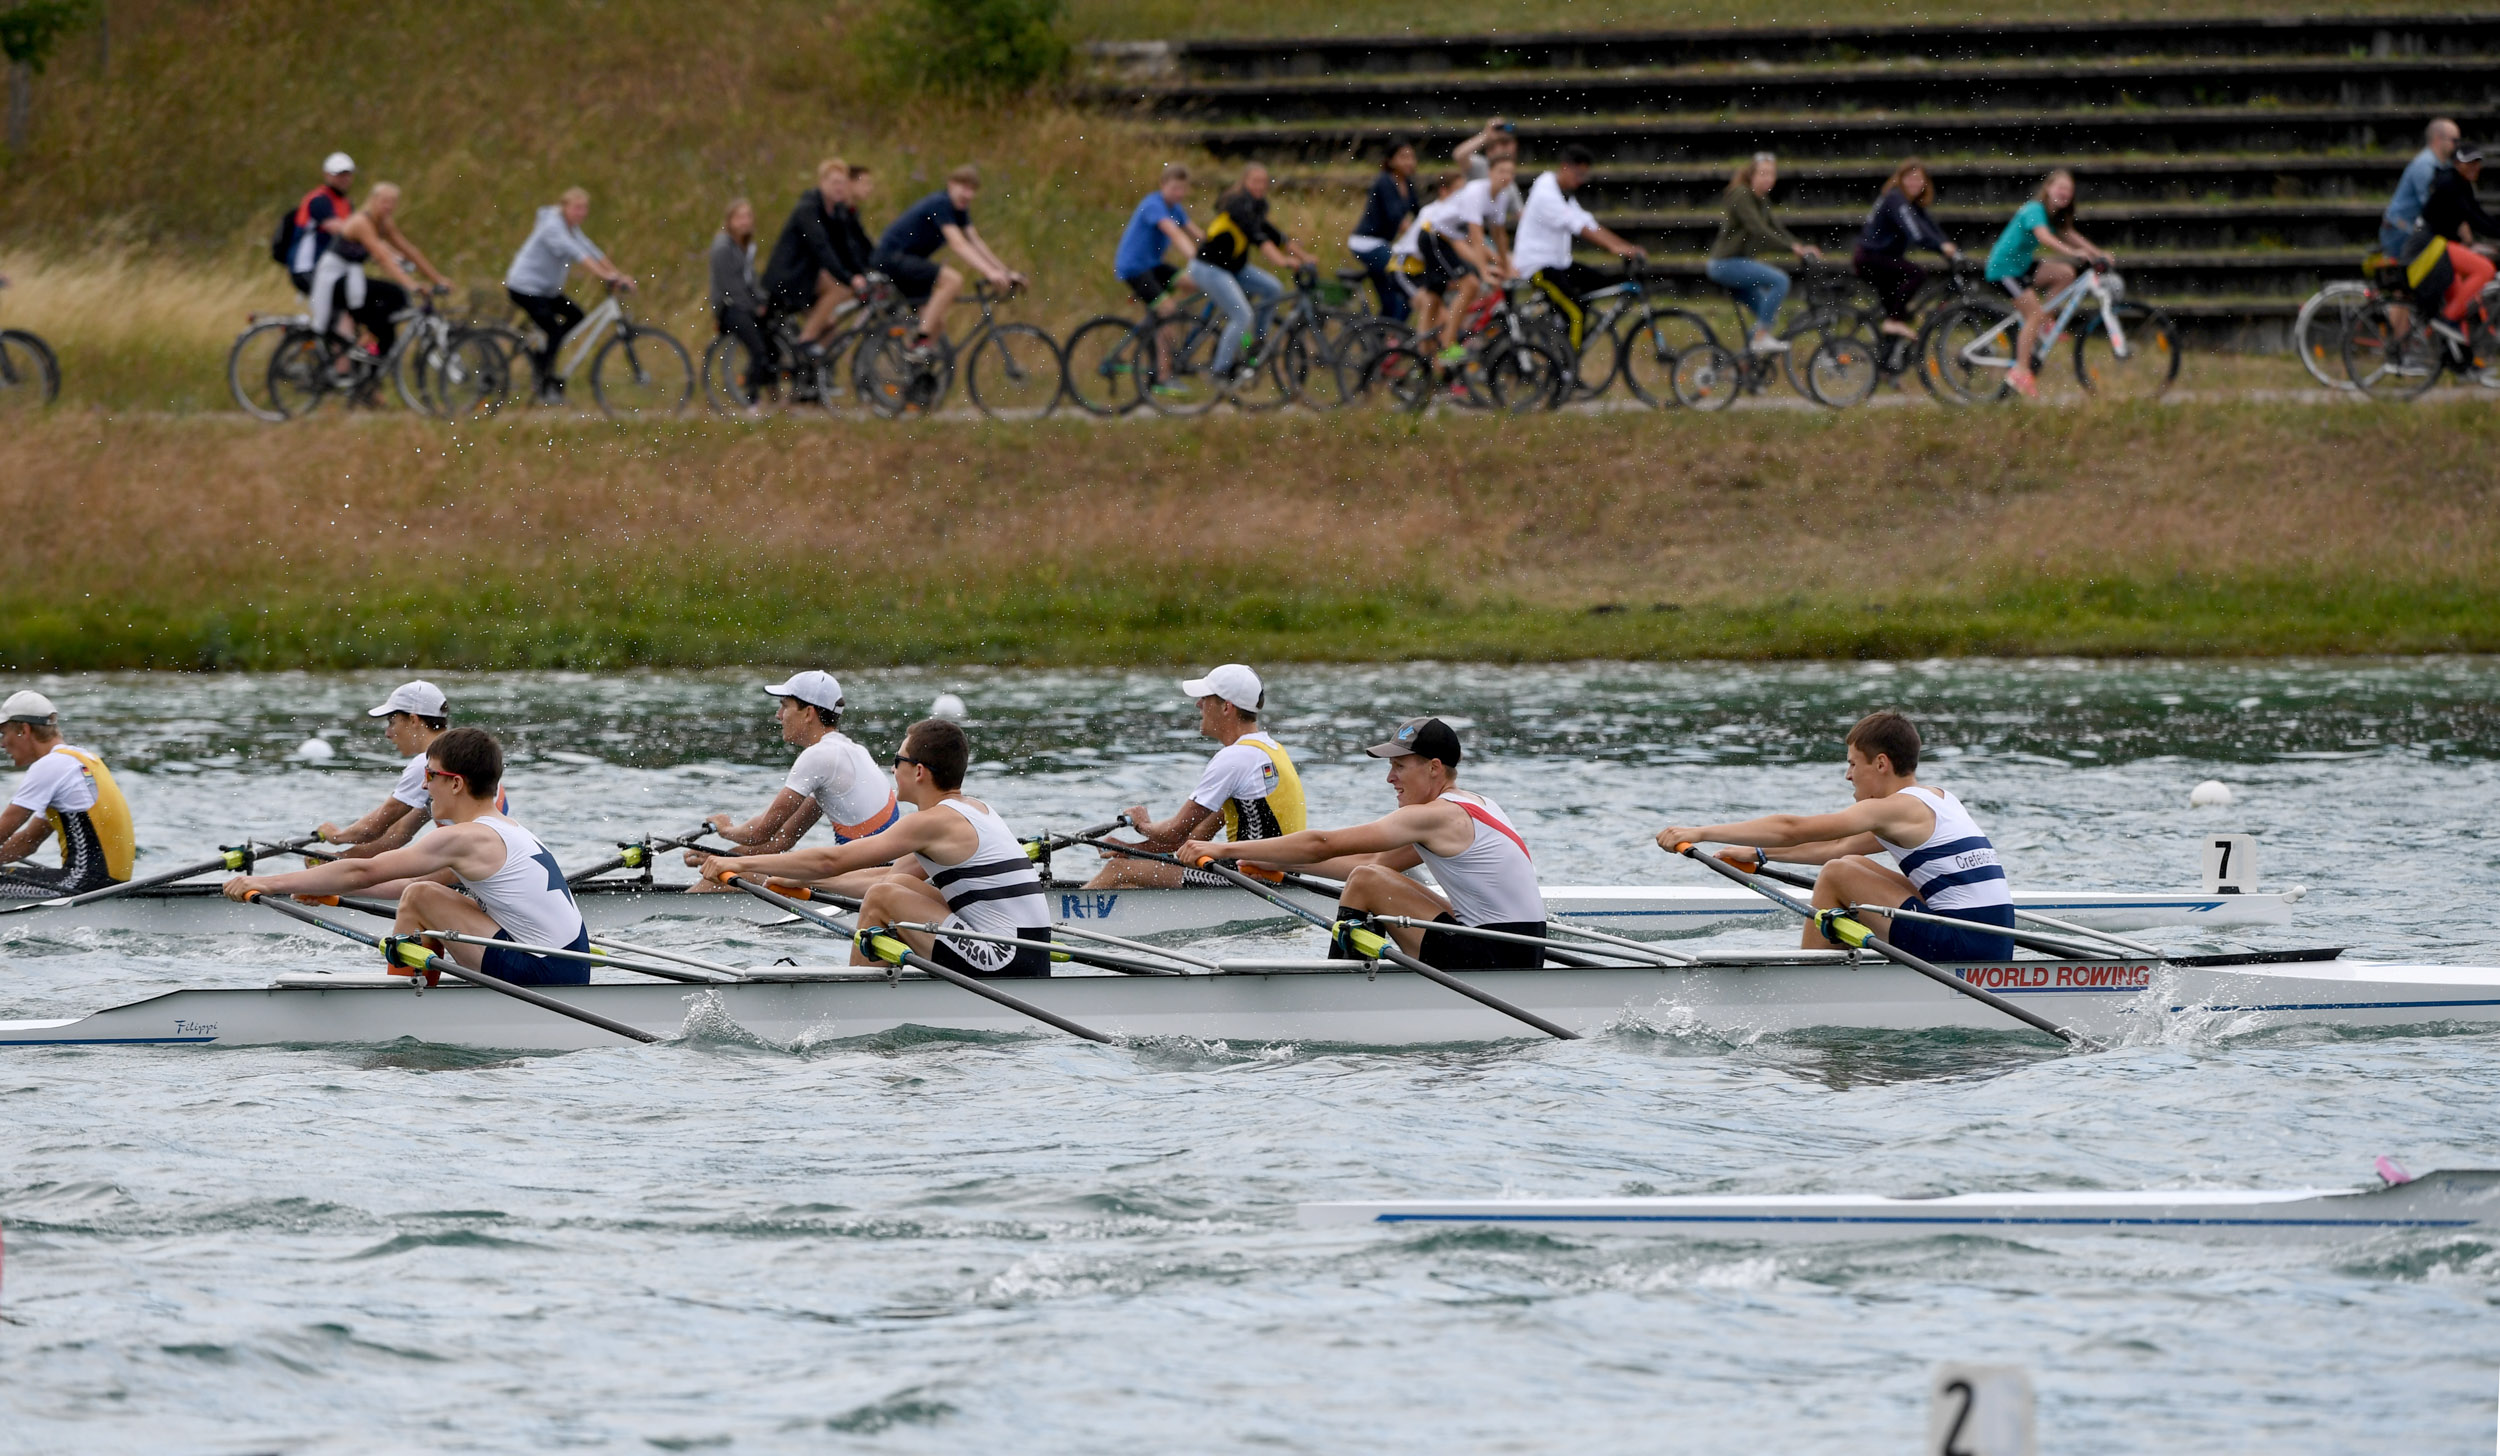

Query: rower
[1654,710,2015,960]
[1178,716,1546,970]
[222,728,591,985]
[316,679,480,860]
[689,671,898,894]
[0,691,136,902]
[1088,663,1303,889]
[693,717,1051,977]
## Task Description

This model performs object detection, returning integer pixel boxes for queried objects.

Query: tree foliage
[0,0,96,71]
[871,0,1068,97]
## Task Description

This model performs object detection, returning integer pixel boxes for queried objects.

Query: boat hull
[2,881,2305,939]
[1297,1169,2500,1242]
[1,952,2488,1053]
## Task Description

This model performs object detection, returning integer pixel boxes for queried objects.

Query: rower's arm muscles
[751,799,822,855]
[330,796,407,845]
[724,788,809,846]
[721,812,937,882]
[340,804,426,859]
[0,805,46,863]
[1138,802,1221,848]
[1777,832,1885,865]
[263,830,473,896]
[1711,807,1883,848]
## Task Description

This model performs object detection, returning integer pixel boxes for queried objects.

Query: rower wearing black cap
[1179,716,1545,970]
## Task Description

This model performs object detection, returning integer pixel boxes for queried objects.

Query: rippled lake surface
[4,661,2497,1452]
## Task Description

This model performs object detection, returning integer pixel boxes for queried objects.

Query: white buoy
[930,692,967,721]
[293,737,336,762]
[2189,780,2233,808]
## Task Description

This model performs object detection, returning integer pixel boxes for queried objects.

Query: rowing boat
[1,879,2305,939]
[1297,1168,2500,1242]
[3,946,2482,1052]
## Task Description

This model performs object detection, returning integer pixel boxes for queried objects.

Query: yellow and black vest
[1221,734,1307,843]
[44,746,137,883]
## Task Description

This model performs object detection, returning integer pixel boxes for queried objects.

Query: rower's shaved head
[1845,711,1919,776]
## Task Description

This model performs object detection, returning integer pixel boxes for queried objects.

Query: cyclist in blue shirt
[1115,164,1206,388]
[1983,169,2110,399]
[871,164,1024,357]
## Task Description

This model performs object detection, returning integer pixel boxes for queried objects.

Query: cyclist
[1390,171,1462,337]
[2403,145,2498,325]
[1706,152,1821,356]
[1347,138,1419,320]
[1983,169,2112,400]
[1418,158,1518,367]
[710,198,771,401]
[284,152,357,310]
[1185,163,1317,386]
[2382,119,2461,259]
[763,158,872,356]
[1114,162,1205,385]
[1515,144,1648,354]
[872,164,1025,361]
[1853,158,1962,345]
[1453,117,1525,227]
[504,187,637,405]
[310,182,450,369]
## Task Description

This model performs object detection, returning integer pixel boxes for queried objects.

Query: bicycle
[436,282,694,421]
[701,304,862,416]
[1062,288,1237,417]
[1513,262,1717,408]
[263,288,453,418]
[1676,266,1882,410]
[2292,273,2378,392]
[853,279,1064,420]
[0,278,61,413]
[1355,279,1571,414]
[1927,264,2181,404]
[2341,277,2500,401]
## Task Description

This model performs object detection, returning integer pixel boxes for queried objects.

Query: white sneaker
[1749,332,1791,354]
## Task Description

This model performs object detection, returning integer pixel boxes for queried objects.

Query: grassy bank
[1068,0,2455,40]
[4,402,2495,669]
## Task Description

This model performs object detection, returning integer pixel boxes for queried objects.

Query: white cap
[323,151,356,175]
[367,680,448,718]
[1179,664,1263,713]
[764,670,845,714]
[2,690,58,725]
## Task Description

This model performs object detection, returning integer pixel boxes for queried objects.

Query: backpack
[270,205,297,270]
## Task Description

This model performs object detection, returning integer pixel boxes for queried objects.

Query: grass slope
[4,402,2493,669]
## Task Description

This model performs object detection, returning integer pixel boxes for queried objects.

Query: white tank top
[1872,786,2011,913]
[910,798,1049,937]
[456,816,588,948]
[1413,789,1544,927]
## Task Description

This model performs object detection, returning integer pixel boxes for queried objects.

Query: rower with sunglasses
[223,728,591,985]
[693,717,1051,978]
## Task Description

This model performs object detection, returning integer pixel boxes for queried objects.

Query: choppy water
[3,661,2497,1453]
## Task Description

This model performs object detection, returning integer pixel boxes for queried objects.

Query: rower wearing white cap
[316,679,468,860]
[0,691,137,901]
[690,670,900,892]
[1180,715,1547,970]
[1089,663,1305,890]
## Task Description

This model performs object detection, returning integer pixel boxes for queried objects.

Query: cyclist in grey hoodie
[711,198,771,404]
[504,187,637,403]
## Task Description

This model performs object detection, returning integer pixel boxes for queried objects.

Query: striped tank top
[911,798,1050,938]
[1873,786,2011,913]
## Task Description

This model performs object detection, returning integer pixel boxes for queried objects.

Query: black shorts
[477,927,593,986]
[928,926,1053,979]
[1122,263,1178,308]
[1417,915,1547,971]
[1416,232,1470,297]
[1886,898,2016,963]
[875,251,943,301]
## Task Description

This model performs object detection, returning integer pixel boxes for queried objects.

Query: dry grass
[1068,0,2453,40]
[2,402,2495,668]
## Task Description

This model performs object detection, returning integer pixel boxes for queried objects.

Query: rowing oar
[715,872,1118,1043]
[1713,853,2144,964]
[1025,815,1131,858]
[1,834,326,915]
[1671,843,2093,1049]
[566,826,730,887]
[240,891,661,1044]
[1084,834,1346,898]
[1186,853,1581,1041]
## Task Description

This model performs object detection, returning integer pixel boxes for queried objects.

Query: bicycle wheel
[1778,309,1852,398]
[591,326,694,420]
[1356,344,1436,413]
[434,330,515,418]
[856,326,954,418]
[0,329,61,413]
[2072,302,2181,402]
[964,323,1064,419]
[1329,316,1410,400]
[1669,343,1743,412]
[702,332,796,415]
[1484,336,1570,413]
[2291,281,2372,392]
[1060,315,1149,416]
[1807,333,1880,409]
[2341,300,2441,401]
[1140,313,1225,417]
[264,329,333,419]
[1927,299,2016,405]
[227,318,296,421]
[1277,317,1351,410]
[1610,307,1717,409]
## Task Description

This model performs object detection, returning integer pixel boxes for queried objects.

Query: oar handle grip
[765,878,814,899]
[1192,853,1281,883]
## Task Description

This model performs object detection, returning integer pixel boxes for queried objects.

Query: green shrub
[872,0,1069,97]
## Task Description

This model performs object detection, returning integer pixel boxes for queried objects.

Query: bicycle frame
[1953,268,2127,373]
[548,296,623,384]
